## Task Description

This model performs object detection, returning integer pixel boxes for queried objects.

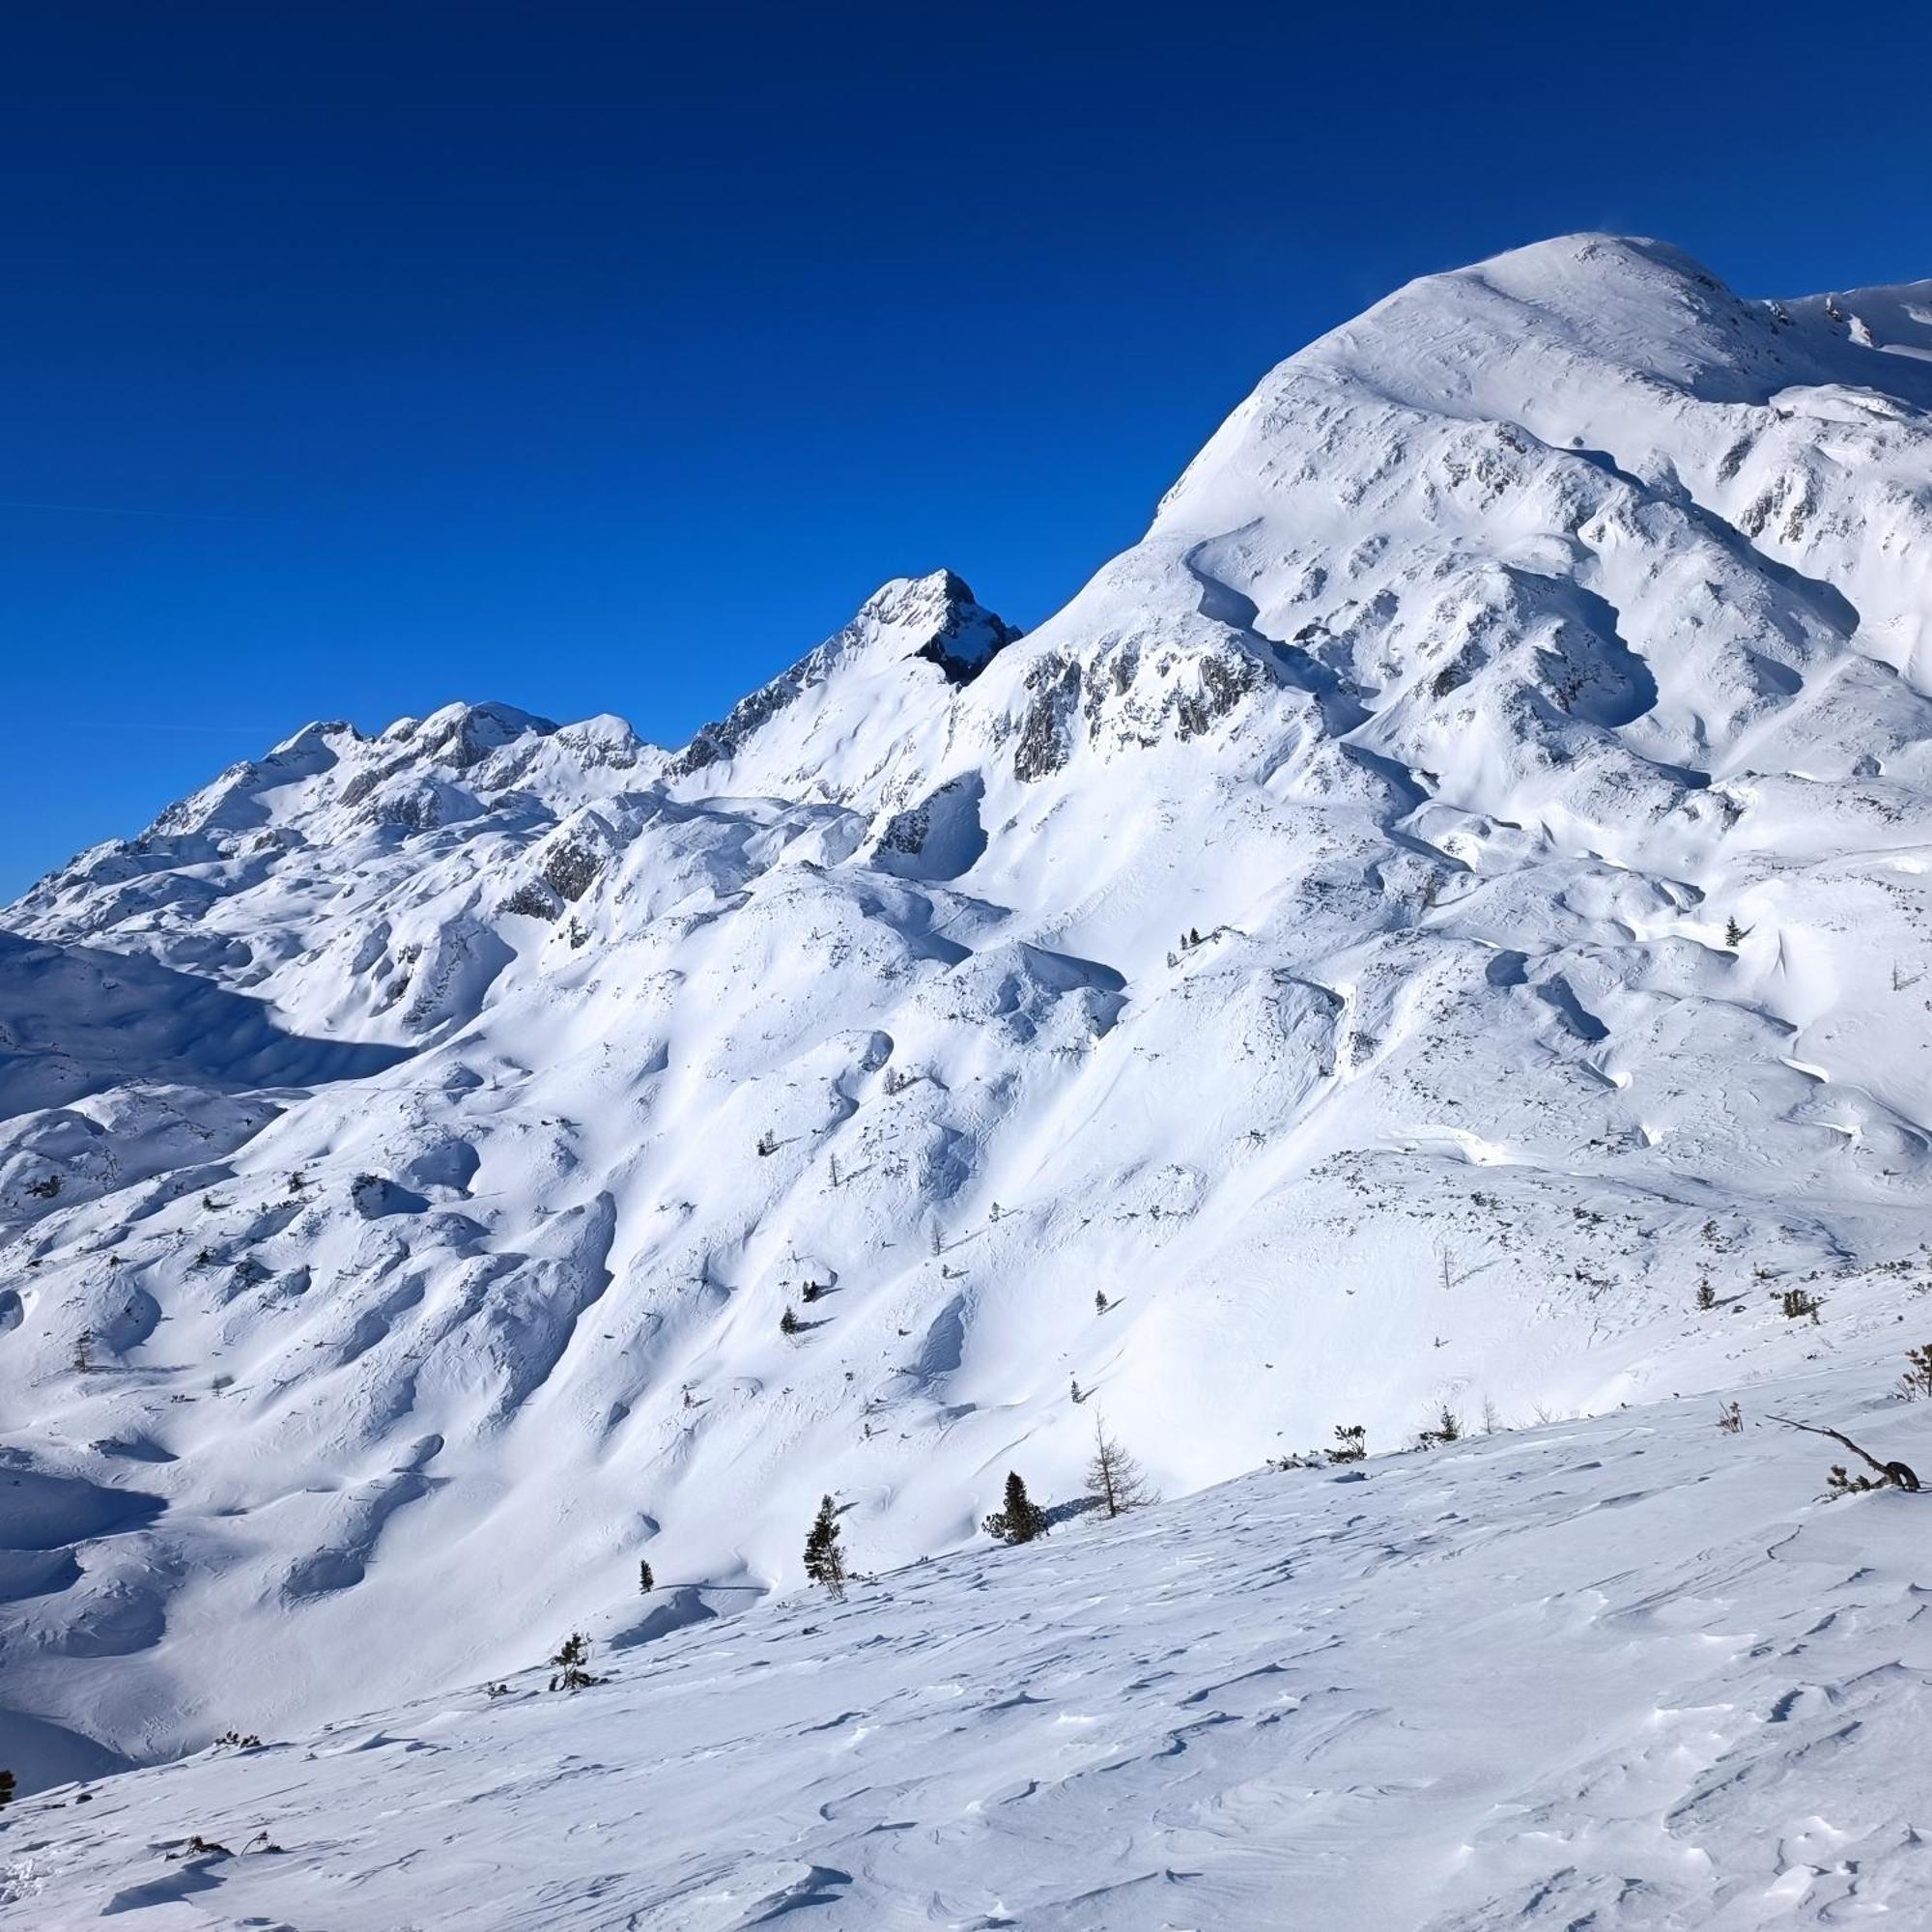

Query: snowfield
[5,229,1932,1920]
[6,1367,1932,1928]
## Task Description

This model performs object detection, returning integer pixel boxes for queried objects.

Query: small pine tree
[803,1494,847,1597]
[801,1280,826,1304]
[1694,1280,1717,1312]
[828,1153,840,1188]
[0,1769,14,1808]
[756,1129,778,1157]
[71,1330,93,1374]
[1898,1344,1932,1402]
[1777,1288,1823,1321]
[547,1632,599,1691]
[1328,1423,1368,1463]
[638,1559,654,1594]
[1069,1375,1085,1404]
[983,1470,1049,1546]
[1094,1289,1109,1315]
[1085,1415,1157,1518]
[1724,917,1747,949]
[780,1306,801,1337]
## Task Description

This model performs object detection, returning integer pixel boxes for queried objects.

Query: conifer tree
[638,1559,654,1594]
[803,1494,848,1597]
[982,1469,1049,1545]
[1085,1414,1157,1518]
[547,1632,599,1691]
[780,1306,801,1337]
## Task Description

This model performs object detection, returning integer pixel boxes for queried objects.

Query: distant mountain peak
[671,569,1019,780]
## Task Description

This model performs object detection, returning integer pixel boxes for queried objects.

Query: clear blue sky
[4,1,1929,895]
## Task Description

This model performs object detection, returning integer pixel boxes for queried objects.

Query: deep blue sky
[4,2,1929,894]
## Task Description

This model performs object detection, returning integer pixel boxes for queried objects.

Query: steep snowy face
[7,234,1932,1793]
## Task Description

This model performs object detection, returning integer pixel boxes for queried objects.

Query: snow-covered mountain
[7,232,1932,1809]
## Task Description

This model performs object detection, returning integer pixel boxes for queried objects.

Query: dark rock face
[1012,656,1083,781]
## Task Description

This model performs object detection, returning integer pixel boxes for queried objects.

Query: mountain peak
[672,570,1018,780]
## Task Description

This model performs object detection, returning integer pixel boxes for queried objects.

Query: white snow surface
[7,1370,1932,1928]
[6,232,1932,1908]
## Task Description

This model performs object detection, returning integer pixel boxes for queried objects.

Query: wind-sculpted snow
[7,234,1932,1816]
[9,1370,1932,1928]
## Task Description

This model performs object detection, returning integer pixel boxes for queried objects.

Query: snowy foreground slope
[7,232,1932,1820]
[7,1365,1932,1929]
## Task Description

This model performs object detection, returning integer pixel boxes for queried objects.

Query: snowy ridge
[5,234,1932,1831]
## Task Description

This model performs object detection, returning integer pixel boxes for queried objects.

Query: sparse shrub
[982,1470,1049,1546]
[1898,1344,1932,1401]
[803,1494,847,1597]
[1825,1463,1884,1499]
[547,1632,601,1691]
[1771,1412,1921,1495]
[212,1730,263,1749]
[71,1331,93,1374]
[1417,1405,1463,1449]
[1717,1400,1743,1435]
[1328,1424,1368,1463]
[801,1280,826,1304]
[24,1175,61,1201]
[1777,1288,1823,1321]
[168,1834,234,1861]
[755,1129,778,1158]
[0,1769,14,1808]
[485,1681,510,1698]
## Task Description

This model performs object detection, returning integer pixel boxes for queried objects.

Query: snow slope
[5,233,1932,1806]
[7,1363,1932,1929]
